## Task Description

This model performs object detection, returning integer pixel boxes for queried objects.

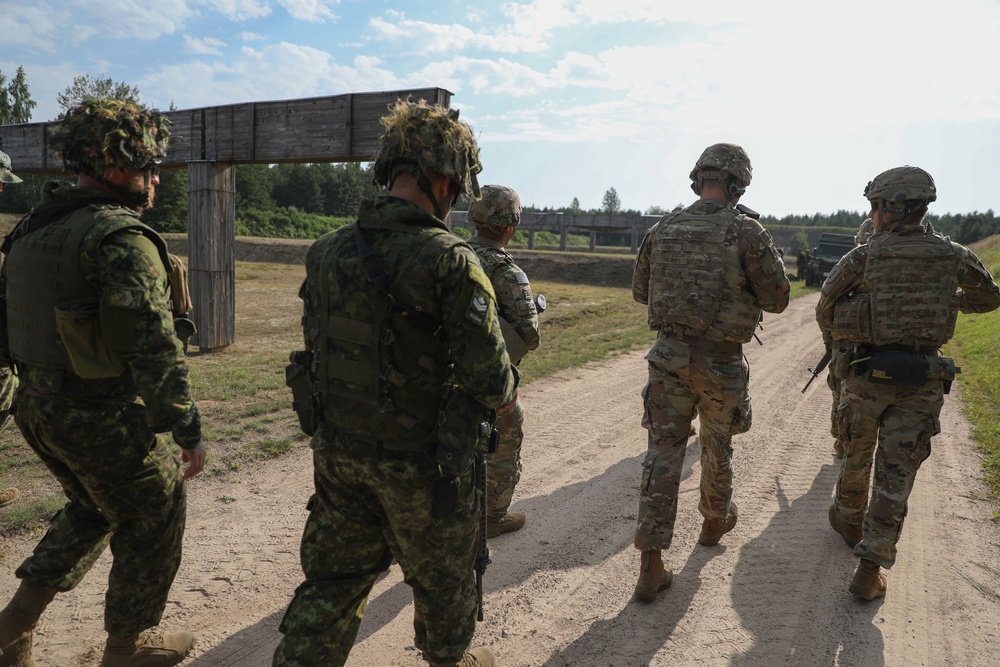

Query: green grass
[945,234,1000,496]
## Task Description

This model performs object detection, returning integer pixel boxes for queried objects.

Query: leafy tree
[56,74,141,117]
[645,205,667,216]
[602,187,621,215]
[569,197,581,213]
[8,66,36,123]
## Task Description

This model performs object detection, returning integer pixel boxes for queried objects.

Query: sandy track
[3,292,1000,666]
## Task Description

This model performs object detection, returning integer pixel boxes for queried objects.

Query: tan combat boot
[429,646,497,666]
[698,502,739,546]
[99,630,194,667]
[0,581,58,667]
[849,559,887,600]
[634,549,673,602]
[828,504,863,548]
[486,512,525,538]
[0,488,18,508]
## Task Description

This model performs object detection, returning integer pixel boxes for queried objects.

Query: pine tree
[8,66,36,123]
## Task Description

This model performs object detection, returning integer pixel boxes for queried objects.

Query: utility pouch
[926,355,960,381]
[833,345,852,379]
[436,383,491,476]
[832,295,872,342]
[432,475,462,519]
[54,299,125,379]
[286,350,319,436]
[866,350,929,386]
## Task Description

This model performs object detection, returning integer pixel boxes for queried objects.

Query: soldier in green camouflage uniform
[273,101,515,667]
[0,99,205,667]
[818,166,1000,600]
[631,144,790,602]
[0,149,22,510]
[466,185,540,538]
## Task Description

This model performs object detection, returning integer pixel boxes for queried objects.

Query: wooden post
[630,226,640,253]
[528,230,535,250]
[188,161,236,351]
[589,231,597,252]
[560,223,568,251]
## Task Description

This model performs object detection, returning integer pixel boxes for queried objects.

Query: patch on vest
[105,286,146,310]
[513,270,529,285]
[465,285,490,327]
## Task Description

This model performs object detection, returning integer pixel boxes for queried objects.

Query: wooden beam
[188,162,236,351]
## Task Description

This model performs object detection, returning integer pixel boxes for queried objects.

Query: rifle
[753,314,764,346]
[801,348,832,393]
[475,425,497,621]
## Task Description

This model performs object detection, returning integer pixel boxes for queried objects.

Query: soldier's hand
[182,441,207,480]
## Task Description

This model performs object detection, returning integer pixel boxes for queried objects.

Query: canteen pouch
[286,350,319,436]
[55,299,125,379]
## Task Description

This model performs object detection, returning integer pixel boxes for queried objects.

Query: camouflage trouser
[13,394,187,638]
[274,430,480,667]
[486,397,523,519]
[634,333,749,552]
[832,374,941,568]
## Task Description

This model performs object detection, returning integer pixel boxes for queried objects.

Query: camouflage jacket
[301,197,516,440]
[467,236,540,353]
[816,221,1000,342]
[0,181,201,447]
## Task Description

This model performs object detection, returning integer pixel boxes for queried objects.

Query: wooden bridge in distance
[449,210,659,253]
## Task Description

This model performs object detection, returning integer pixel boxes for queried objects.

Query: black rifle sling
[352,221,443,337]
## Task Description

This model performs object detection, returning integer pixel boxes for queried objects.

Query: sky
[3,0,1000,217]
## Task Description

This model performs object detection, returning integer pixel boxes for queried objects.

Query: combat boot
[633,550,673,602]
[849,559,887,600]
[698,502,739,546]
[0,488,18,508]
[99,630,194,667]
[0,581,57,667]
[828,504,862,548]
[486,512,525,538]
[428,647,497,666]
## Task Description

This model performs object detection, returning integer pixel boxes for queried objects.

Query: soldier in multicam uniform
[466,184,540,538]
[818,166,999,600]
[0,99,205,667]
[631,143,790,602]
[825,217,877,460]
[0,150,22,510]
[273,100,515,667]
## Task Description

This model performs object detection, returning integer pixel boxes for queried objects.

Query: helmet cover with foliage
[467,184,521,228]
[52,97,170,178]
[689,142,753,193]
[372,99,482,199]
[0,150,23,184]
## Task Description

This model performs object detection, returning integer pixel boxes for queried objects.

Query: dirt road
[4,291,1000,667]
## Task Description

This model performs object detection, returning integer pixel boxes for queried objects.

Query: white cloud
[199,0,272,21]
[139,43,400,111]
[368,16,479,55]
[277,0,340,22]
[241,31,265,41]
[183,36,227,56]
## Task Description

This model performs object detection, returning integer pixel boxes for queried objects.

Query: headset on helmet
[864,166,936,222]
[372,99,482,218]
[467,184,521,228]
[689,143,752,197]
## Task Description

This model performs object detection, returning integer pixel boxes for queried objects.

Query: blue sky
[3,0,1000,217]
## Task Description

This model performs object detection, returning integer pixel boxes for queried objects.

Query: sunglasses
[143,158,163,177]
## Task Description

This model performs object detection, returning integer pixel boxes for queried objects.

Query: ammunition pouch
[436,383,493,476]
[54,298,125,379]
[832,294,872,342]
[863,349,959,387]
[286,350,319,436]
[499,317,530,365]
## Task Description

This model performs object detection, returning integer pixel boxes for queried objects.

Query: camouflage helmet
[863,166,936,204]
[689,142,752,193]
[52,97,170,177]
[372,99,482,199]
[0,150,23,184]
[467,184,521,228]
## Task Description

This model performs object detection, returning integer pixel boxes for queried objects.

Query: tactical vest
[5,203,170,376]
[310,221,460,449]
[857,229,959,347]
[647,207,761,343]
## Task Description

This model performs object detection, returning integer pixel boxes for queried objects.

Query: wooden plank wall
[0,87,453,173]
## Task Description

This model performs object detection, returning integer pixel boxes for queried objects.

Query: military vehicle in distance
[804,233,856,287]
